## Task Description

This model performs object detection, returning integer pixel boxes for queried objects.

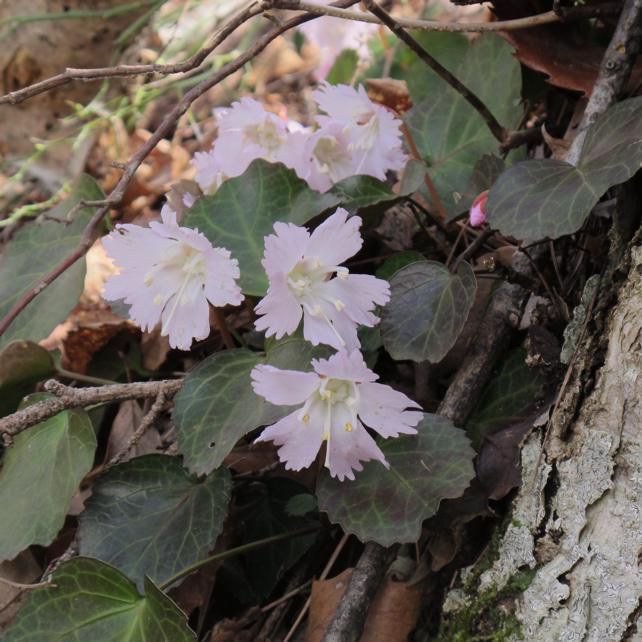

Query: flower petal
[262,222,310,277]
[306,208,362,266]
[160,289,211,350]
[326,417,387,482]
[255,273,303,339]
[256,410,324,472]
[357,382,422,438]
[312,350,378,383]
[251,364,319,406]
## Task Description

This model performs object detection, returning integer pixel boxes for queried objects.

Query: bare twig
[0,1,264,106]
[0,379,182,440]
[0,0,361,342]
[275,1,619,32]
[362,0,507,143]
[320,542,397,642]
[565,0,642,165]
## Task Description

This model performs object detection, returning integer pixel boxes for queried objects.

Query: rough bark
[441,207,642,640]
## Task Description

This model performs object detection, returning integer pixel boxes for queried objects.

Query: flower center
[244,119,284,154]
[312,135,351,181]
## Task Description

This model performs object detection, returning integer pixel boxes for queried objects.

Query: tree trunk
[440,192,642,641]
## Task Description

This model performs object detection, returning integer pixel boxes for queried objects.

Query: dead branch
[0,379,182,440]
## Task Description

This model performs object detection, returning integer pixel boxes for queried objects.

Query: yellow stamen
[302,414,310,424]
[345,422,353,432]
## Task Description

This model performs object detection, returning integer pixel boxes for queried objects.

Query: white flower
[313,83,407,180]
[252,350,422,480]
[299,3,377,80]
[215,97,289,172]
[102,206,242,350]
[254,208,390,350]
[192,148,229,195]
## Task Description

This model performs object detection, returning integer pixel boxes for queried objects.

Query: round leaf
[2,557,195,641]
[0,399,96,561]
[381,260,476,362]
[486,160,598,242]
[317,415,475,545]
[78,455,231,589]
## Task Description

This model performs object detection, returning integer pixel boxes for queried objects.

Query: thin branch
[0,0,361,342]
[320,542,397,642]
[362,0,507,143]
[0,1,264,106]
[0,379,182,440]
[279,1,564,31]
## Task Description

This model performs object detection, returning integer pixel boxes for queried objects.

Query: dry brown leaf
[501,29,642,96]
[366,78,412,115]
[306,568,423,642]
[104,400,162,464]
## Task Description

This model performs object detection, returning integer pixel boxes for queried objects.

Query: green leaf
[486,160,598,242]
[77,455,231,589]
[184,159,422,296]
[285,493,318,517]
[174,350,268,476]
[0,397,96,561]
[0,175,105,349]
[487,96,642,241]
[579,95,642,190]
[184,160,339,296]
[326,48,359,85]
[381,260,476,362]
[404,33,521,218]
[317,415,475,545]
[329,158,426,213]
[376,250,425,281]
[174,337,325,475]
[2,557,195,641]
[0,341,55,416]
[466,349,546,449]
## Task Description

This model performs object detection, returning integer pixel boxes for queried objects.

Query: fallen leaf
[306,568,423,642]
[104,400,162,464]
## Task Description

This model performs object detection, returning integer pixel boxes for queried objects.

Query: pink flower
[192,98,291,192]
[103,206,242,350]
[313,83,407,179]
[252,350,422,480]
[192,148,228,195]
[299,3,377,80]
[469,191,489,227]
[255,208,390,350]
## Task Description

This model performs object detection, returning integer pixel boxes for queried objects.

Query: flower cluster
[193,83,407,194]
[102,89,419,482]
